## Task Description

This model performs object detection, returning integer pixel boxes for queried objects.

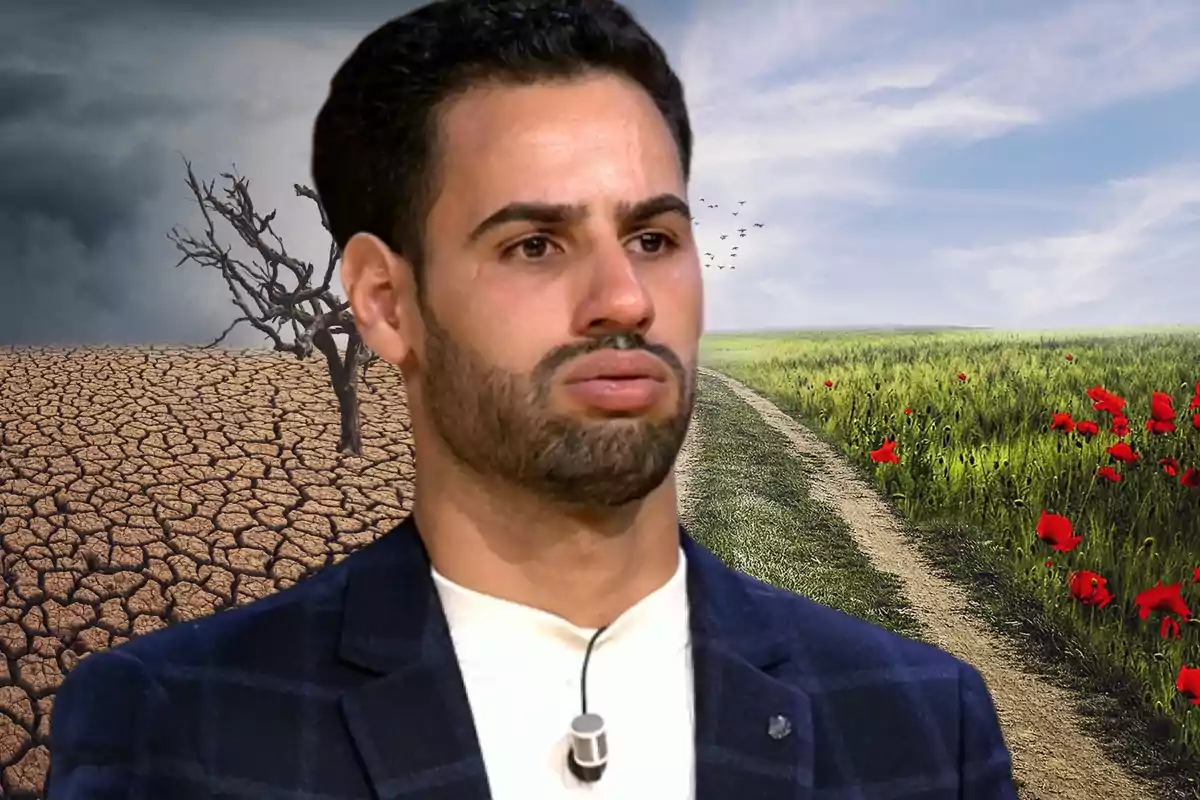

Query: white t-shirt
[432,548,695,799]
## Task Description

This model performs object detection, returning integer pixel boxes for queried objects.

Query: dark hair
[311,0,691,286]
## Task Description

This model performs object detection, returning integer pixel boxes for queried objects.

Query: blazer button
[767,714,792,740]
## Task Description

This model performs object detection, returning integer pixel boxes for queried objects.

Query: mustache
[535,332,686,383]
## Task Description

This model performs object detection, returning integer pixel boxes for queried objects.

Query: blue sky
[672,0,1200,329]
[1,0,1198,345]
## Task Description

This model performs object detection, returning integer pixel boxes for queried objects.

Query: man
[47,1,1016,797]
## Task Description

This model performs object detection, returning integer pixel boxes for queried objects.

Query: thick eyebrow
[617,193,691,229]
[466,192,691,244]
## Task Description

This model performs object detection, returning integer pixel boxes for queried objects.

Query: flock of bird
[689,198,765,270]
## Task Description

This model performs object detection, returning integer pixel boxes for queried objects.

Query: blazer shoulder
[52,641,173,754]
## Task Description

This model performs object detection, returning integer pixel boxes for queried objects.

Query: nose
[571,242,655,337]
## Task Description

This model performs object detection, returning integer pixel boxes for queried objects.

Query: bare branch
[168,154,381,452]
[201,316,251,349]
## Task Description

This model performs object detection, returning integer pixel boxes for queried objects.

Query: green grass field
[685,370,925,640]
[700,328,1200,772]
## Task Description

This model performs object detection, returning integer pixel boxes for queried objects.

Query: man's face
[413,72,702,508]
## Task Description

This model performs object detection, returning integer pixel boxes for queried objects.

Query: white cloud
[936,163,1200,324]
[950,1,1200,115]
[669,0,1200,329]
[676,0,897,98]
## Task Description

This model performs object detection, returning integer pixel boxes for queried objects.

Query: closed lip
[561,350,670,383]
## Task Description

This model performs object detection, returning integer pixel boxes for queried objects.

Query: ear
[340,232,422,367]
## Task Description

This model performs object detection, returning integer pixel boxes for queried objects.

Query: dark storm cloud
[0,0,690,346]
[4,0,677,28]
[0,69,71,123]
[0,127,178,342]
[0,139,161,249]
[0,5,220,345]
[0,60,195,275]
[0,2,412,346]
[64,90,201,128]
[5,0,430,25]
[0,64,201,129]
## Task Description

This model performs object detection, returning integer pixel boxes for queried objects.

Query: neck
[411,445,682,629]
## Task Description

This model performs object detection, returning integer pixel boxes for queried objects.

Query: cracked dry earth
[703,367,1157,800]
[0,345,416,798]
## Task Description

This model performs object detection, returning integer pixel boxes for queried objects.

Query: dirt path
[674,411,700,523]
[701,367,1155,800]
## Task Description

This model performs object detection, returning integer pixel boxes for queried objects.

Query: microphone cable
[566,624,609,782]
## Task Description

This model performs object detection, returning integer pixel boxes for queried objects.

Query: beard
[419,309,694,508]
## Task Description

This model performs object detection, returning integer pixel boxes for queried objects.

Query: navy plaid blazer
[48,517,1016,798]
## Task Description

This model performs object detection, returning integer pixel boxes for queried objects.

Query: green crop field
[700,327,1200,764]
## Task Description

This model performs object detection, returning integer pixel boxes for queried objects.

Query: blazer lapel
[338,517,491,800]
[334,518,814,800]
[684,529,815,800]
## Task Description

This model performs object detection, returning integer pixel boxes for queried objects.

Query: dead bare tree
[168,156,380,456]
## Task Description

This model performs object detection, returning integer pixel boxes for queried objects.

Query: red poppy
[1188,381,1200,410]
[870,438,899,464]
[1064,353,1073,361]
[1106,442,1137,463]
[1193,413,1200,430]
[956,372,967,382]
[1036,511,1082,552]
[1150,391,1175,419]
[903,407,912,415]
[1182,467,1200,488]
[1160,457,1179,477]
[1087,385,1126,415]
[1146,419,1176,434]
[1146,396,1175,433]
[823,379,833,388]
[1177,664,1200,706]
[1050,412,1075,432]
[1134,581,1191,639]
[1136,581,1190,618]
[1094,465,1121,482]
[1045,560,1053,568]
[1069,569,1113,608]
[1075,420,1099,437]
[1111,415,1129,436]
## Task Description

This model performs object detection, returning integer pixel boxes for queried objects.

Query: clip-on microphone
[567,625,609,783]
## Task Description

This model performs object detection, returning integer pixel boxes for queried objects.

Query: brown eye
[633,232,672,254]
[518,236,552,258]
